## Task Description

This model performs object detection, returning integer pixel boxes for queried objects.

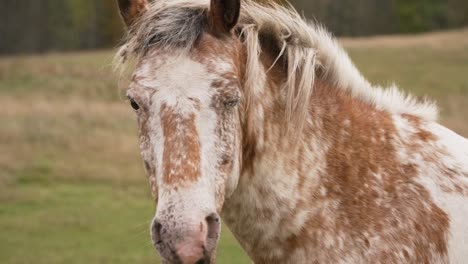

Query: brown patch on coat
[415,130,438,142]
[313,80,449,262]
[401,113,438,142]
[160,104,201,186]
[401,114,468,196]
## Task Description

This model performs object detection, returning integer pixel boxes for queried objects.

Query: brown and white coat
[115,0,468,263]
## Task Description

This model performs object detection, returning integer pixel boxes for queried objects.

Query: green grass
[0,183,247,264]
[0,30,467,263]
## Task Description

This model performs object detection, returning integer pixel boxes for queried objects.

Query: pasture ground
[1,29,467,263]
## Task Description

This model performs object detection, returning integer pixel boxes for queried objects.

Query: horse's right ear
[117,0,149,28]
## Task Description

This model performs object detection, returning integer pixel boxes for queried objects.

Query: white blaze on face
[135,52,220,209]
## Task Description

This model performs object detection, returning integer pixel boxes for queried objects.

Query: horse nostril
[151,219,163,244]
[205,212,221,241]
[205,213,220,224]
[195,258,207,264]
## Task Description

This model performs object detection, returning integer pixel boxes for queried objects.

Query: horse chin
[159,253,216,264]
[155,239,218,264]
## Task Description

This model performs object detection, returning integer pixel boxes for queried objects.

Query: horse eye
[130,99,140,111]
[224,97,240,108]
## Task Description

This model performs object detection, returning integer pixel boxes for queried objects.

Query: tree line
[1,0,467,54]
[292,0,468,36]
[0,0,123,54]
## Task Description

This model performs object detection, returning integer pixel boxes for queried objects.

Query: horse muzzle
[151,212,221,264]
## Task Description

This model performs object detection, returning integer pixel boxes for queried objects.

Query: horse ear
[209,0,241,34]
[117,0,149,28]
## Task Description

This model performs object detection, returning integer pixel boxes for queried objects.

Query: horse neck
[222,62,393,259]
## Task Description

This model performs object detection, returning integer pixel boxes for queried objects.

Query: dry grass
[342,27,468,50]
[0,29,467,263]
[342,29,468,136]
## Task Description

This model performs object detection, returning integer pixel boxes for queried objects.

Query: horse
[114,0,468,263]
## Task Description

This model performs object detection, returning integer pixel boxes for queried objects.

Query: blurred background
[0,0,467,263]
[1,0,468,54]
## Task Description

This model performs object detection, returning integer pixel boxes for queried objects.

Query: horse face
[119,1,242,262]
[128,47,241,263]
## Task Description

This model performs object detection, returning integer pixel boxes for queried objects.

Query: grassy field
[1,29,467,263]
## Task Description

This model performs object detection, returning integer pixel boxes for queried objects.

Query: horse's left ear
[208,0,241,34]
[117,0,149,28]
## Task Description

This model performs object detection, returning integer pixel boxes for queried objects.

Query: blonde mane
[116,0,438,128]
